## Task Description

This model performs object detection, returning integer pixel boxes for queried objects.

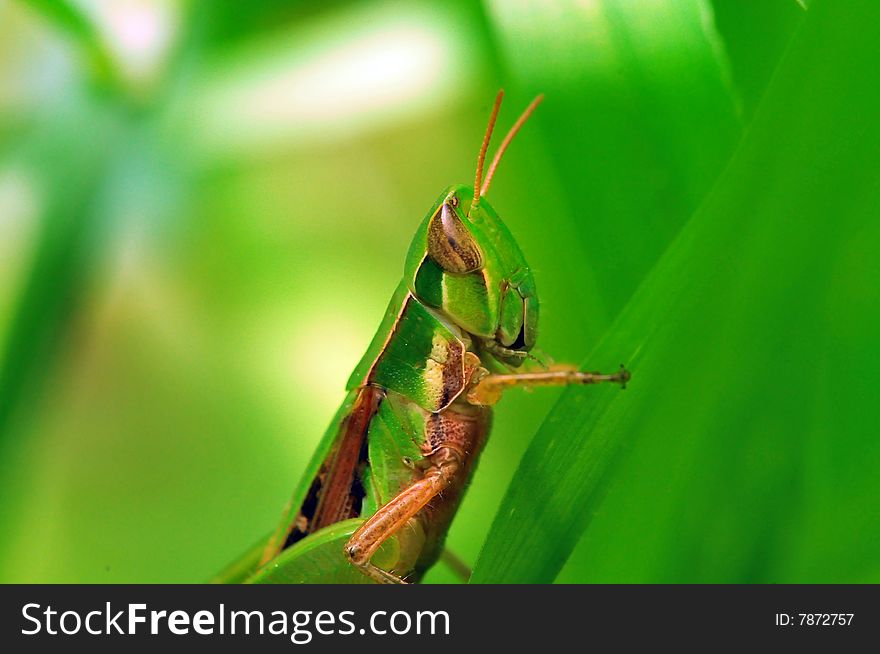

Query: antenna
[471,90,504,215]
[480,94,544,197]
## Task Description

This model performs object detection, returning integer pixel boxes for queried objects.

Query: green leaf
[710,0,805,119]
[19,0,120,88]
[0,103,124,458]
[472,0,880,583]
[246,520,388,584]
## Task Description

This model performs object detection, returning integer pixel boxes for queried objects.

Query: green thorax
[347,281,470,412]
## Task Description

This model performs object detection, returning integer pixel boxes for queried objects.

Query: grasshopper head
[404,185,538,366]
[405,92,544,367]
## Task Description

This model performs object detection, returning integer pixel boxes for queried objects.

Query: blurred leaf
[472,0,880,583]
[0,103,124,459]
[0,110,132,582]
[710,0,806,119]
[18,0,120,88]
[189,0,352,50]
[484,0,741,330]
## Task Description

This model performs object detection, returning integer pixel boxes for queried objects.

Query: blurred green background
[1,0,877,583]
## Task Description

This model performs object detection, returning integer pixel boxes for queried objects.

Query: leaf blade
[472,0,880,583]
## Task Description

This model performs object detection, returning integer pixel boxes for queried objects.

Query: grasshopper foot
[616,364,631,389]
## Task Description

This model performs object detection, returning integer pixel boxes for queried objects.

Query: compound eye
[427,201,483,274]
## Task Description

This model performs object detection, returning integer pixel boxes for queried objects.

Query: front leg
[467,363,630,405]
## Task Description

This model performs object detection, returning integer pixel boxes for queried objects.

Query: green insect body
[217,93,629,584]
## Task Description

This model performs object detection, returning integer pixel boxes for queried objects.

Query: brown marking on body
[308,386,381,532]
[260,385,383,566]
[438,340,464,408]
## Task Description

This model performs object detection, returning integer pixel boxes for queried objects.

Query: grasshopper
[218,91,629,584]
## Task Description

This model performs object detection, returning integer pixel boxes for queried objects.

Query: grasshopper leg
[345,458,461,584]
[439,547,472,583]
[467,363,630,405]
